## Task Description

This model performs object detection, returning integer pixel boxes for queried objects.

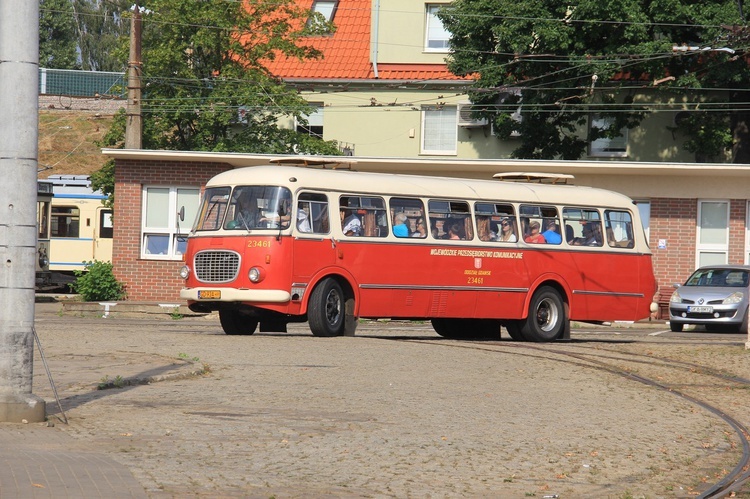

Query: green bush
[71,260,125,302]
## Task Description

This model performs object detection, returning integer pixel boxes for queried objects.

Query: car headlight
[670,290,682,303]
[179,265,190,279]
[248,266,265,283]
[723,291,744,304]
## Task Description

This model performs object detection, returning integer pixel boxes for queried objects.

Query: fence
[39,68,126,98]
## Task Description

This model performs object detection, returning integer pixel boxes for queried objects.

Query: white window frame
[421,105,457,155]
[295,104,324,139]
[141,186,200,260]
[310,0,337,22]
[745,201,750,264]
[696,199,729,268]
[589,115,628,158]
[425,4,450,52]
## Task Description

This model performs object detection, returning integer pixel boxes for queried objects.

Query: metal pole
[0,0,46,422]
[125,3,143,149]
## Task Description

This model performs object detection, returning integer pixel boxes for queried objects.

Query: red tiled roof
[265,0,470,83]
[266,0,373,80]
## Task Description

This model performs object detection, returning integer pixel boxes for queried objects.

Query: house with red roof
[261,0,697,164]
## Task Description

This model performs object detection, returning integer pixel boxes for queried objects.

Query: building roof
[264,0,467,83]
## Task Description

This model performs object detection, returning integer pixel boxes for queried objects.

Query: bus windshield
[193,186,292,231]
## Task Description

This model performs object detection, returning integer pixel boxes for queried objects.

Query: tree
[39,0,78,68]
[72,0,132,71]
[440,0,748,161]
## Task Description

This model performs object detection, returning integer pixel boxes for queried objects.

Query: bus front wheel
[518,286,566,342]
[219,310,258,335]
[308,278,347,337]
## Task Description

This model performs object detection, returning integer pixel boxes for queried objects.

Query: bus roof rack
[270,157,356,170]
[492,172,575,184]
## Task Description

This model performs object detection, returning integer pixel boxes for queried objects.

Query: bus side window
[340,195,387,237]
[563,207,603,247]
[474,202,516,242]
[389,197,426,238]
[298,192,329,234]
[604,210,635,248]
[428,200,472,240]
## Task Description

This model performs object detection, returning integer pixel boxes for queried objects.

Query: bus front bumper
[180,287,291,303]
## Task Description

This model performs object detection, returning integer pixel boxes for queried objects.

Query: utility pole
[125,3,143,149]
[0,1,46,422]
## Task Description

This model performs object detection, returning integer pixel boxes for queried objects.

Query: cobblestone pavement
[24,303,750,498]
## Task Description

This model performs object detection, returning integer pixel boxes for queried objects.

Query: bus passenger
[393,213,409,237]
[296,203,312,232]
[524,221,546,243]
[411,218,427,238]
[342,210,362,236]
[542,219,562,244]
[448,223,462,240]
[497,217,517,242]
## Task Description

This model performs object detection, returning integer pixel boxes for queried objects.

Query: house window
[425,4,450,52]
[141,186,200,260]
[421,105,457,155]
[589,115,627,157]
[697,200,728,267]
[635,200,650,243]
[296,105,323,139]
[307,0,337,28]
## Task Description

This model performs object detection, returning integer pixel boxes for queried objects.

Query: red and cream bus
[179,164,657,341]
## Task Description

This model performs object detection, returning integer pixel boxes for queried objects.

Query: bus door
[93,207,114,263]
[292,192,336,279]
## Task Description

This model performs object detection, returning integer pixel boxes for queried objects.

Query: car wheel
[219,310,258,335]
[669,322,684,332]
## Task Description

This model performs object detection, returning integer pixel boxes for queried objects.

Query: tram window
[428,199,473,240]
[389,197,426,238]
[604,210,635,248]
[563,207,603,247]
[298,192,329,234]
[520,205,560,245]
[99,210,113,239]
[474,202,516,242]
[339,195,387,237]
[51,206,80,238]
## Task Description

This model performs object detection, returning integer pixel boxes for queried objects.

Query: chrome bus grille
[194,250,240,283]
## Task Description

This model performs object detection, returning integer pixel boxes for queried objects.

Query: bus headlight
[248,266,265,283]
[179,265,190,279]
[38,253,49,268]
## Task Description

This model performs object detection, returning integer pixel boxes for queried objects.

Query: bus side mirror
[178,206,185,222]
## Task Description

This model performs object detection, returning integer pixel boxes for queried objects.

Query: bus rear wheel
[308,278,347,337]
[518,286,566,342]
[219,310,258,335]
[431,319,501,340]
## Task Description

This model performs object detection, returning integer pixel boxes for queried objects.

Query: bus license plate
[198,290,221,299]
[688,305,712,313]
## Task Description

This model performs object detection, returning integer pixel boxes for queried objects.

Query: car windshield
[685,268,749,287]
